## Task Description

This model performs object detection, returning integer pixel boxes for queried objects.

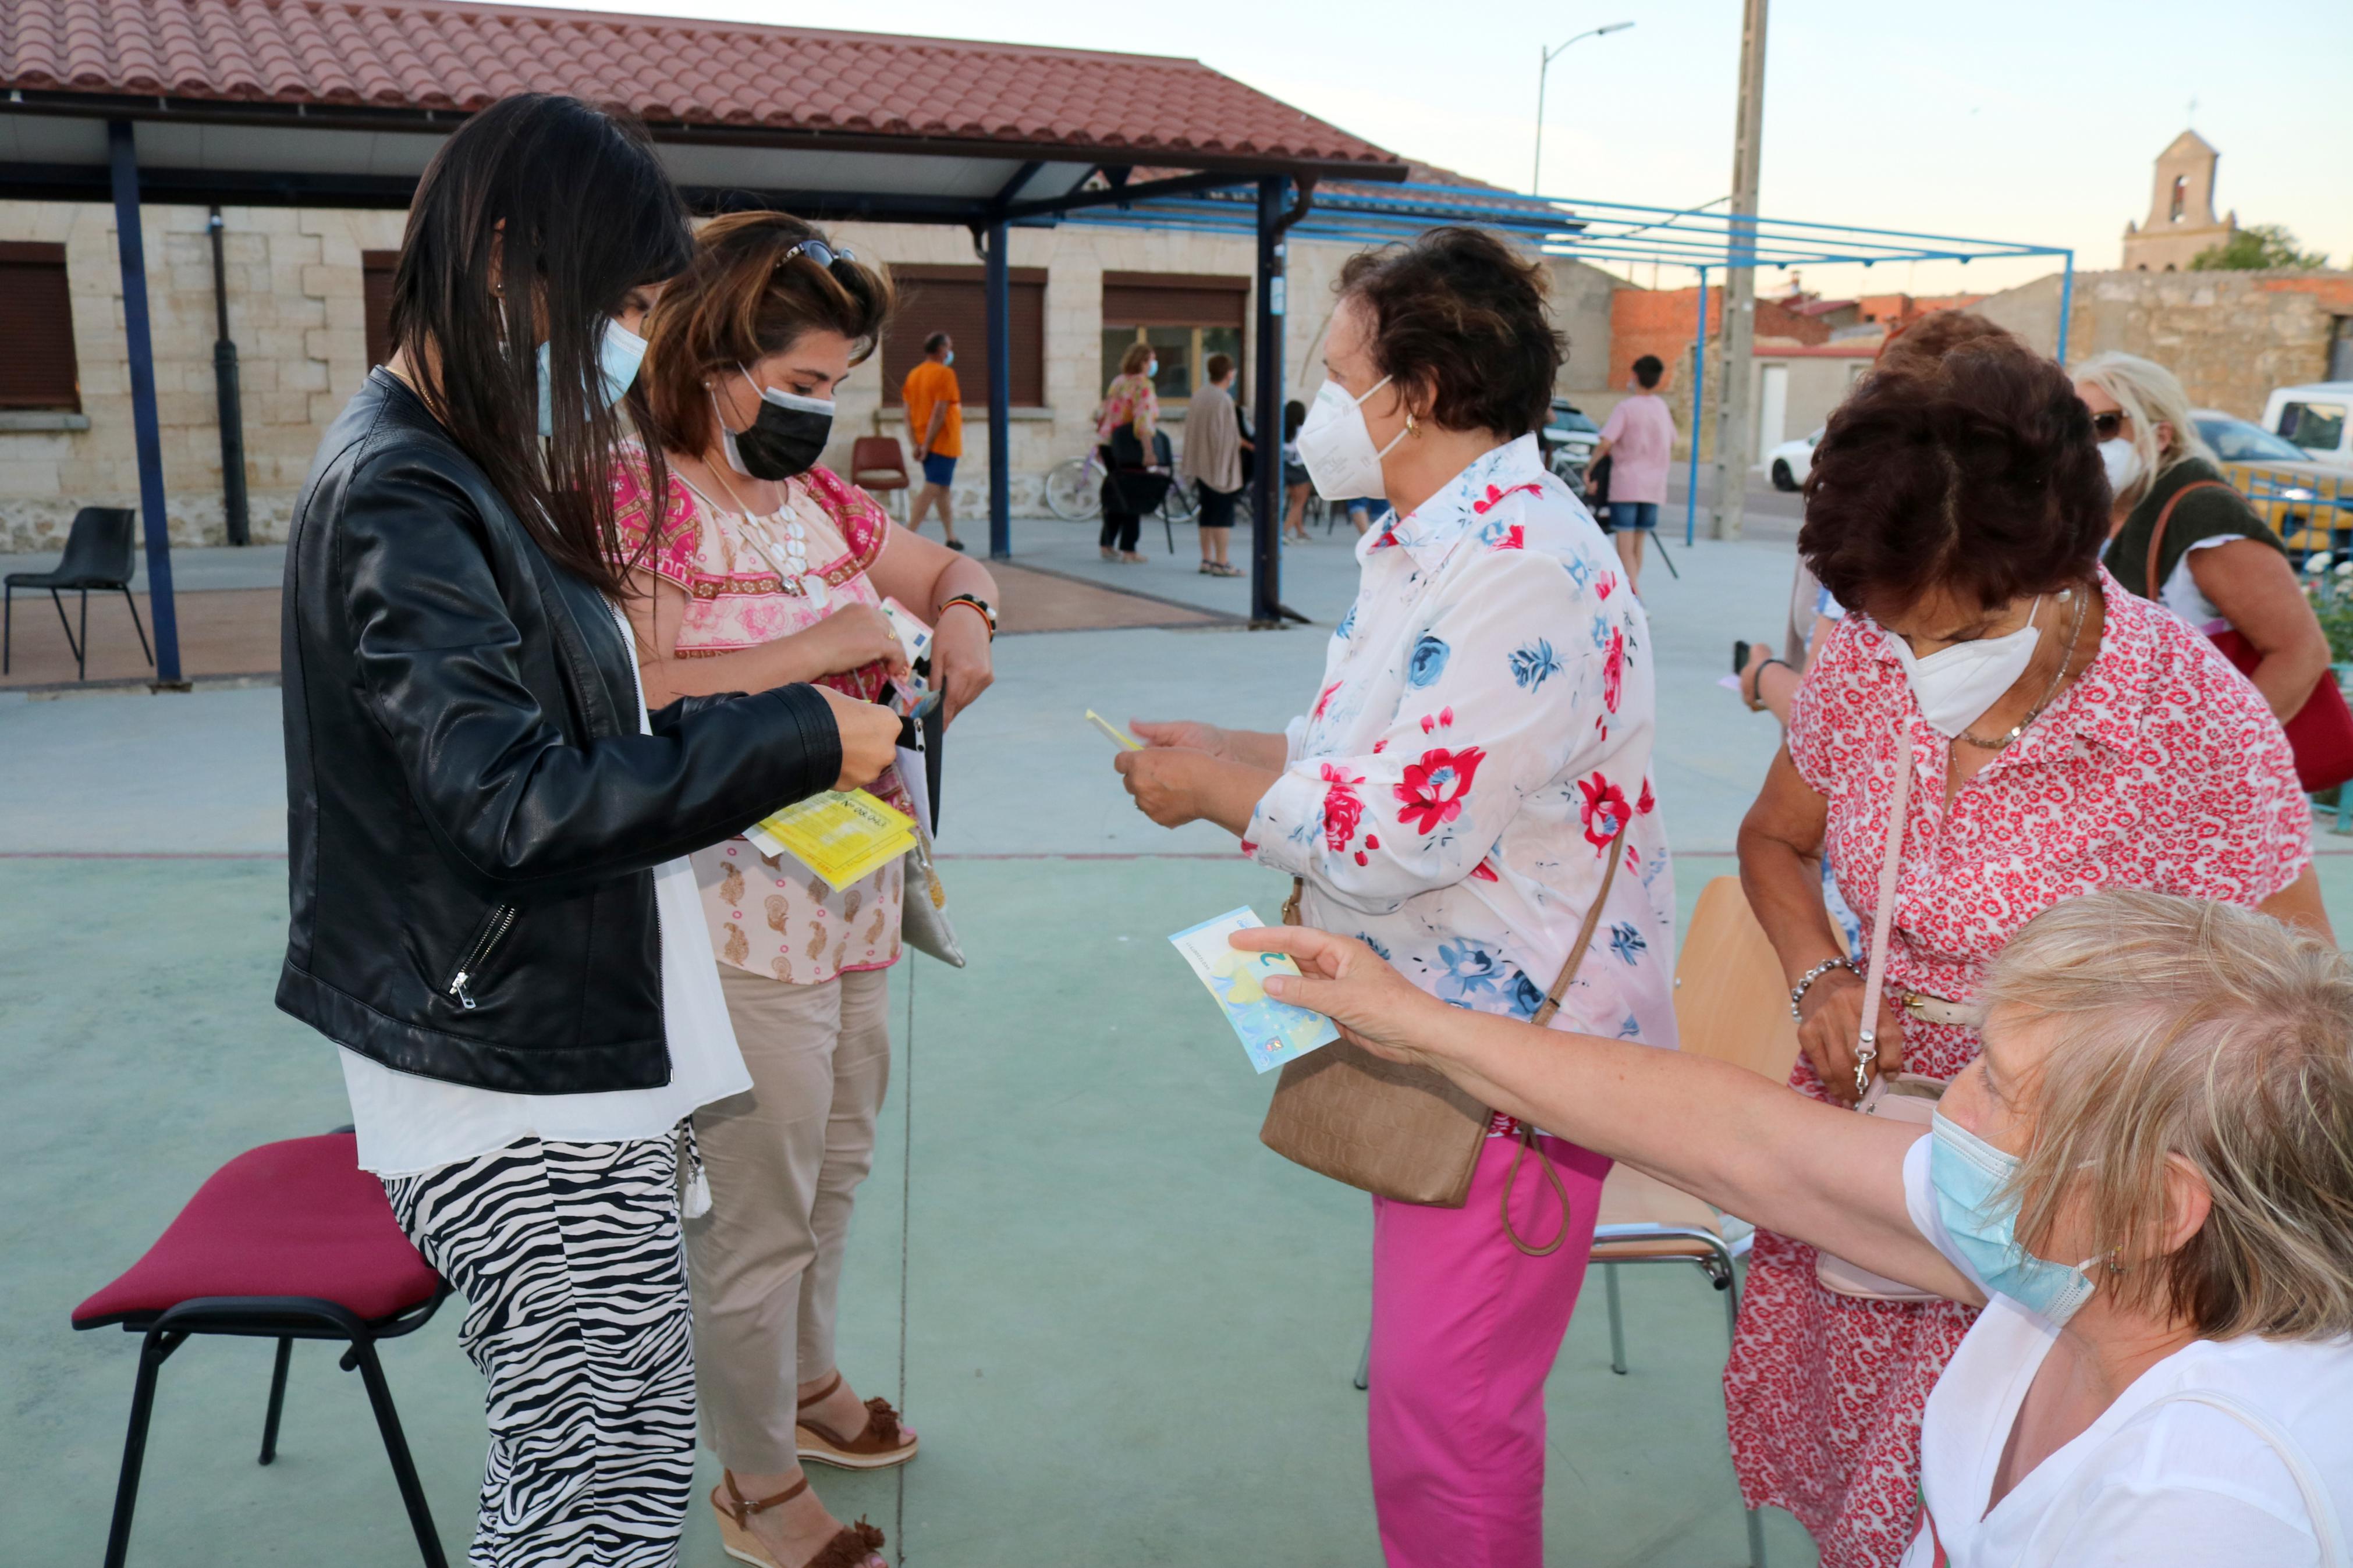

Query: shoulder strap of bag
[1529,820,1631,1029]
[2124,1390,2347,1567]
[2142,479,2235,600]
[1854,726,1915,1098]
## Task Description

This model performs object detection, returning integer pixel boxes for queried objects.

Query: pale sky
[509,0,2353,301]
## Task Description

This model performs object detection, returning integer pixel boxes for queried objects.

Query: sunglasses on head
[2091,410,2128,440]
[778,238,857,276]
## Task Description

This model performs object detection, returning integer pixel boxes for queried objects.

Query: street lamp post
[1533,20,1634,195]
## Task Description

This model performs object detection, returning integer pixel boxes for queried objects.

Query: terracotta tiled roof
[0,0,1404,170]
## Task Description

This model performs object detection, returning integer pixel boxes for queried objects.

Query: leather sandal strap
[795,1372,845,1412]
[801,1395,906,1454]
[720,1470,810,1527]
[805,1518,889,1568]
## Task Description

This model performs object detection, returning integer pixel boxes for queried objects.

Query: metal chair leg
[1745,1504,1769,1568]
[3,582,10,673]
[1352,1330,1370,1392]
[347,1335,448,1568]
[48,587,84,676]
[1604,1261,1628,1374]
[103,1327,186,1568]
[122,586,152,666]
[259,1335,293,1464]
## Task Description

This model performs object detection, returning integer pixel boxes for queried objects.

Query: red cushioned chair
[72,1132,452,1568]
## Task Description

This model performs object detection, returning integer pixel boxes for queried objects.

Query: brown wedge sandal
[794,1373,920,1470]
[712,1470,887,1568]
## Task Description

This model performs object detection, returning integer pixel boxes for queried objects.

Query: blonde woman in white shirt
[1243,888,2353,1568]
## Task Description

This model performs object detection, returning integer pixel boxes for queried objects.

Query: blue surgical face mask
[1929,1110,2101,1325]
[537,318,650,438]
[942,350,954,367]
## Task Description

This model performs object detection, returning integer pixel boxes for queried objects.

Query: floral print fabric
[1724,570,2312,1568]
[609,447,904,986]
[1245,434,1678,1128]
[1094,372,1159,447]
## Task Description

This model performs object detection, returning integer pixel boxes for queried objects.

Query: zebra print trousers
[384,1137,697,1568]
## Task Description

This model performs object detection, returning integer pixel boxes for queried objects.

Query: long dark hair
[389,94,692,594]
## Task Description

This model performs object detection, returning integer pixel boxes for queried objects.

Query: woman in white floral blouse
[615,213,997,1568]
[1114,227,1677,1568]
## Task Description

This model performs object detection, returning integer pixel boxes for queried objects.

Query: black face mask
[720,368,834,481]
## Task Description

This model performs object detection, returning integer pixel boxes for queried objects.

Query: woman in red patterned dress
[1726,339,2329,1567]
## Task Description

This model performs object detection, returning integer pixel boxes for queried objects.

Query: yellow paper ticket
[1085,710,1142,749]
[745,789,916,891]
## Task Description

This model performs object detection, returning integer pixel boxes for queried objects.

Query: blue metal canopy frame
[1051,180,2078,547]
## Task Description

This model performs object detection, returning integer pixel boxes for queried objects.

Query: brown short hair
[1205,352,1234,383]
[1337,226,1562,440]
[1876,311,2015,371]
[1119,340,1155,378]
[1799,339,2106,615]
[1976,891,2353,1341]
[637,211,893,457]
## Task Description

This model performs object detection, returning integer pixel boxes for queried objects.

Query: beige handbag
[1813,725,1950,1302]
[1258,825,1628,1232]
[892,741,964,968]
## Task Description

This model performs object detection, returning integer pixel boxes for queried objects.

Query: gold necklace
[1955,592,2089,751]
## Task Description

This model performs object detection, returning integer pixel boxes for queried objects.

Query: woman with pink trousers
[1110,227,1677,1565]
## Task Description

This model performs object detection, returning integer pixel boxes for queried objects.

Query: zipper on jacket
[445,905,518,1011]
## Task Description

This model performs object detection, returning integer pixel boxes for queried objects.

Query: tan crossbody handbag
[1813,726,1953,1303]
[1258,824,1628,1248]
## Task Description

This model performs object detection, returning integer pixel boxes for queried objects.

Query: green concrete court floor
[12,528,2353,1566]
[3,853,1811,1568]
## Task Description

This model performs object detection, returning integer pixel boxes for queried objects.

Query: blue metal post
[1250,176,1289,627]
[984,218,1012,560]
[1685,269,1708,547]
[2054,250,2075,366]
[108,120,182,686]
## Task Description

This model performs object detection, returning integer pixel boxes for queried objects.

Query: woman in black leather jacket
[278,94,899,1568]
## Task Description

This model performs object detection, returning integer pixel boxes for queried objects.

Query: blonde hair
[2072,351,2217,496]
[1974,890,2353,1341]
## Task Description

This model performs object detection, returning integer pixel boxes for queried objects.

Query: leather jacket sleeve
[338,448,843,901]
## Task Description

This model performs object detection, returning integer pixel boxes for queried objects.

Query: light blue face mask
[537,318,650,438]
[1929,1109,2102,1325]
[942,349,954,367]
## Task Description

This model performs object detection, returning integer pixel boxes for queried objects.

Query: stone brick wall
[0,200,1627,550]
[1976,268,2353,420]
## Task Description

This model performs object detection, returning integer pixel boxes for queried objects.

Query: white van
[2264,381,2353,467]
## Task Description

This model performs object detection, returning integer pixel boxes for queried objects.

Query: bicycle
[1043,447,1207,531]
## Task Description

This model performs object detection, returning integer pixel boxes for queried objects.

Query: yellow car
[2198,410,2353,560]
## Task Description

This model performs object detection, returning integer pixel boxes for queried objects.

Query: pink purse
[1813,726,1950,1303]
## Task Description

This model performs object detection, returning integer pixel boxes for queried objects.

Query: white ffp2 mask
[1881,596,2045,738]
[2099,438,2143,497]
[1296,376,1407,501]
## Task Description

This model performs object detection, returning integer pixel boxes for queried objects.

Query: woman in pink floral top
[615,214,998,1568]
[1113,230,1676,1568]
[1730,341,2326,1568]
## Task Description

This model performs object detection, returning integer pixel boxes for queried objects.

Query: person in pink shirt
[1593,354,1677,593]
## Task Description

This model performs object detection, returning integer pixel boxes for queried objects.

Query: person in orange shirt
[902,332,965,550]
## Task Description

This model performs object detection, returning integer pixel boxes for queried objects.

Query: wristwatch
[939,593,997,640]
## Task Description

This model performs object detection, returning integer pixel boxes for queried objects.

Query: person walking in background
[1592,354,1674,595]
[1279,398,1315,542]
[1726,335,2325,1568]
[619,211,999,1568]
[1179,352,1246,577]
[901,330,964,551]
[279,96,897,1567]
[2075,351,2330,721]
[1095,342,1160,562]
[1110,227,1675,1568]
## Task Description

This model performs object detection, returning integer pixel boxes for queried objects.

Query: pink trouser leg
[1368,1133,1612,1568]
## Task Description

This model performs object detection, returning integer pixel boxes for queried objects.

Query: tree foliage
[2190,224,2331,272]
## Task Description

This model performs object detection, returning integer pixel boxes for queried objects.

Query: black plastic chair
[4,506,149,680]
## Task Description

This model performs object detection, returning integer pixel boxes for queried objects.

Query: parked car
[1541,399,1600,487]
[2263,381,2353,467]
[1766,427,1822,491]
[2191,408,2353,563]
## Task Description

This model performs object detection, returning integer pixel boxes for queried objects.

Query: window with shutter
[1099,272,1251,405]
[0,242,81,410]
[879,265,1046,408]
[363,251,399,369]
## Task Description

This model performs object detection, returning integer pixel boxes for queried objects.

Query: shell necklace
[693,463,828,607]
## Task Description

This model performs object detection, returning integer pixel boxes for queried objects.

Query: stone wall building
[0,193,1628,553]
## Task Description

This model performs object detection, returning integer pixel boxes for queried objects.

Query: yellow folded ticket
[744,790,917,891]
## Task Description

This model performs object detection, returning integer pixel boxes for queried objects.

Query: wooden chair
[851,435,911,523]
